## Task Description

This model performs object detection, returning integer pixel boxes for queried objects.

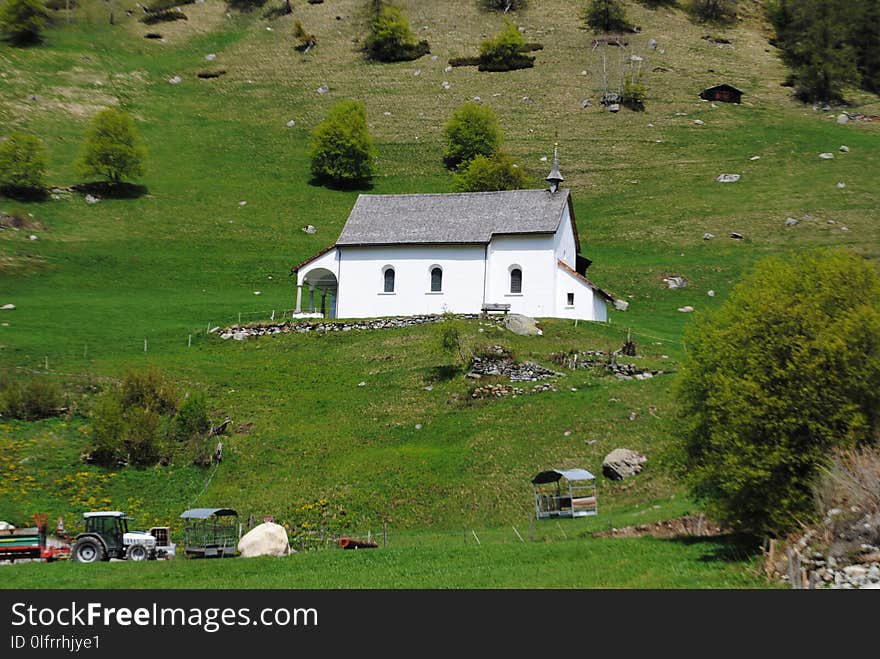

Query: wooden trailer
[532,468,598,519]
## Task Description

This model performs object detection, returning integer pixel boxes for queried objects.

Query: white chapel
[292,151,612,321]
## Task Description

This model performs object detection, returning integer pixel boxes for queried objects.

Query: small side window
[510,268,522,294]
[430,267,442,292]
[567,293,574,306]
[383,267,395,293]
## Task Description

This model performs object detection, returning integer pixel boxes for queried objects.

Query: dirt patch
[234,422,254,434]
[0,211,47,231]
[593,515,724,539]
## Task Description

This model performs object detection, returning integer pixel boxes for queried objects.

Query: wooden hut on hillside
[699,84,743,104]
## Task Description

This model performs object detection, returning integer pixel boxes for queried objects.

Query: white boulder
[237,522,290,558]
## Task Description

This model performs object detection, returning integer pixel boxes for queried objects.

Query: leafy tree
[0,0,48,45]
[585,0,631,33]
[77,108,147,185]
[453,151,529,192]
[0,133,47,193]
[689,0,737,22]
[478,19,533,71]
[851,0,880,93]
[678,250,880,537]
[309,100,375,184]
[365,2,429,62]
[442,102,502,168]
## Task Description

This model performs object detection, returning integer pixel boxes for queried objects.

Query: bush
[293,19,317,52]
[478,19,534,71]
[442,102,502,169]
[689,0,737,22]
[0,376,64,421]
[678,250,880,537]
[76,108,147,186]
[365,2,429,62]
[174,393,210,442]
[585,0,632,33]
[309,100,375,185]
[226,0,267,11]
[480,0,527,10]
[87,367,219,467]
[0,133,47,194]
[0,0,48,45]
[622,74,647,110]
[435,314,471,365]
[140,9,188,24]
[453,151,530,192]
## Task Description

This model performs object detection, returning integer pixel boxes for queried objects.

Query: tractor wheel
[72,538,105,563]
[126,544,149,561]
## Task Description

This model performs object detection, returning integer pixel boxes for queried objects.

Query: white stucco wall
[296,248,339,287]
[335,245,487,318]
[485,234,556,318]
[552,203,578,269]
[555,266,607,322]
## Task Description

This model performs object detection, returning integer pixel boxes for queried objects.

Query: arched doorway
[298,267,338,318]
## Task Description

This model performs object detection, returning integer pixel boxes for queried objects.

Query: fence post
[188,335,192,348]
[144,339,147,353]
[529,518,534,542]
[383,522,387,548]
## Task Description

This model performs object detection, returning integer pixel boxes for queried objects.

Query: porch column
[320,289,327,317]
[328,291,335,319]
[308,285,315,313]
[295,285,303,314]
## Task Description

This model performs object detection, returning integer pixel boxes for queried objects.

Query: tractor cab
[72,511,157,562]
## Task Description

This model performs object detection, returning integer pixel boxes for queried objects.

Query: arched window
[510,267,522,294]
[383,267,395,293]
[430,266,443,292]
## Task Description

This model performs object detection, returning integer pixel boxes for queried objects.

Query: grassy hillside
[0,0,877,586]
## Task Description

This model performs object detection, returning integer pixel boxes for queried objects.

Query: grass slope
[0,0,877,586]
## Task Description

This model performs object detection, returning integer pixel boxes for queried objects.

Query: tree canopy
[585,0,632,33]
[77,108,147,185]
[309,100,375,185]
[453,151,529,191]
[0,0,48,45]
[0,132,48,193]
[677,250,880,537]
[442,102,502,168]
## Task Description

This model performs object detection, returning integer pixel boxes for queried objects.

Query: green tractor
[71,511,169,563]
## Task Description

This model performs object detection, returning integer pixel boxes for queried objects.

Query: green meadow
[0,0,877,587]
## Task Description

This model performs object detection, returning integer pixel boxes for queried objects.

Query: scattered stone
[836,113,849,125]
[703,232,715,240]
[29,234,37,241]
[233,330,247,341]
[423,385,433,391]
[1,304,15,311]
[84,194,100,204]
[819,152,834,159]
[383,111,391,116]
[707,290,715,297]
[414,423,422,430]
[238,200,247,206]
[613,299,629,311]
[750,155,760,161]
[503,314,542,336]
[413,69,421,76]
[317,85,329,94]
[785,217,799,226]
[253,291,261,295]
[648,38,657,49]
[716,174,740,183]
[628,411,638,421]
[357,381,366,387]
[302,225,316,234]
[581,99,591,109]
[662,275,688,290]
[837,182,846,189]
[694,119,704,125]
[521,96,532,103]
[602,448,647,480]
[564,430,572,436]
[441,81,451,90]
[678,306,694,313]
[540,156,548,162]
[205,53,216,61]
[286,120,296,127]
[168,76,182,84]
[730,232,744,240]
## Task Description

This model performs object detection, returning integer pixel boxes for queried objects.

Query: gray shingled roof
[336,189,571,246]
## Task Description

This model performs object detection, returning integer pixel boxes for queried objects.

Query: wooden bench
[481,303,511,317]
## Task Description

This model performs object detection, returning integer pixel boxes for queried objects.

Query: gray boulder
[602,448,647,480]
[503,314,542,336]
[237,522,290,558]
[613,299,629,311]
